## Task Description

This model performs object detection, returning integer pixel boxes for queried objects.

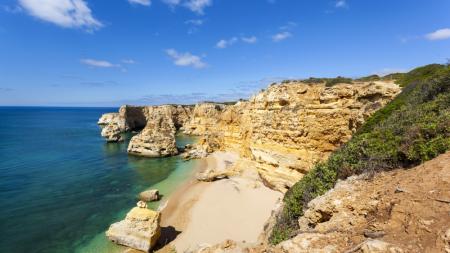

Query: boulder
[139,189,160,202]
[360,239,403,253]
[196,168,230,182]
[106,201,161,252]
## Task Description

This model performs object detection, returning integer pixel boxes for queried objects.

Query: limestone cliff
[188,81,400,191]
[126,105,192,157]
[98,81,399,183]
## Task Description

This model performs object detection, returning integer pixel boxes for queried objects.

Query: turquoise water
[0,107,198,253]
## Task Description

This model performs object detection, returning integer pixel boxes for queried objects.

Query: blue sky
[0,0,449,106]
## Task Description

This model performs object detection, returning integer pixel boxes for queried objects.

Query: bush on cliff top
[270,64,450,244]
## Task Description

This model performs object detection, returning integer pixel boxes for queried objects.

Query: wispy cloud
[241,36,257,44]
[279,21,297,30]
[184,0,212,14]
[185,19,204,26]
[162,0,212,14]
[185,19,204,34]
[165,49,207,68]
[216,37,238,49]
[425,28,450,41]
[80,80,119,87]
[272,21,296,42]
[116,76,286,106]
[335,0,347,8]
[128,0,151,6]
[272,31,292,42]
[81,59,119,68]
[19,0,102,31]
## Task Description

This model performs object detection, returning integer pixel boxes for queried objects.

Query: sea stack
[106,201,161,252]
[127,114,179,157]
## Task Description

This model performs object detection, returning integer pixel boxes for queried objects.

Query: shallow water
[0,107,198,253]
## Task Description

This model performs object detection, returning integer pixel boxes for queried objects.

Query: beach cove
[0,107,199,253]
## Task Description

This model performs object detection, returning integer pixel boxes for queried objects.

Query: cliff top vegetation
[270,63,450,244]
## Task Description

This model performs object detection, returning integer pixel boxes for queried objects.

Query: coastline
[157,152,283,252]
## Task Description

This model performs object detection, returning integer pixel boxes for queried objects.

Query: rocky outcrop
[181,144,208,160]
[139,189,160,202]
[101,123,124,142]
[98,112,124,127]
[106,201,161,252]
[127,114,178,157]
[126,105,193,157]
[99,82,399,170]
[193,151,450,253]
[191,81,400,192]
[183,103,227,135]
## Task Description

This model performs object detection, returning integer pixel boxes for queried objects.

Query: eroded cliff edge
[98,80,400,191]
[185,81,400,191]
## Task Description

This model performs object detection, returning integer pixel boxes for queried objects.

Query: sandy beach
[157,152,282,252]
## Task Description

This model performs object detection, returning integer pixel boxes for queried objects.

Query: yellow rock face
[186,81,401,192]
[106,206,161,252]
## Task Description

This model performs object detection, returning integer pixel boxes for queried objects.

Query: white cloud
[279,21,297,30]
[425,28,450,41]
[216,37,238,49]
[272,31,292,42]
[335,0,347,8]
[242,36,257,44]
[19,0,102,31]
[166,49,206,68]
[81,59,119,68]
[184,0,212,14]
[161,0,212,14]
[128,0,151,6]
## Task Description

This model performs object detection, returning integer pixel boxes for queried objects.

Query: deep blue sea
[0,107,198,253]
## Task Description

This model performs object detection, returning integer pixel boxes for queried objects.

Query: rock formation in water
[139,189,160,202]
[127,105,192,157]
[101,123,124,142]
[106,201,161,252]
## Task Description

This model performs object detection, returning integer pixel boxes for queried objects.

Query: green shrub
[269,64,450,244]
[356,74,381,82]
[381,72,406,81]
[324,76,353,87]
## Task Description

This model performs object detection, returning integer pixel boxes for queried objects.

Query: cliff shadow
[154,226,182,250]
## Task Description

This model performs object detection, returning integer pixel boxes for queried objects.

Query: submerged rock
[106,201,161,252]
[139,189,160,202]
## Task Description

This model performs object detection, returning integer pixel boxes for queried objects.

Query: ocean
[0,107,198,253]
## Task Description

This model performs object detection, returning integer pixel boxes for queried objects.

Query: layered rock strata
[106,201,161,252]
[187,81,401,191]
[99,81,399,185]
